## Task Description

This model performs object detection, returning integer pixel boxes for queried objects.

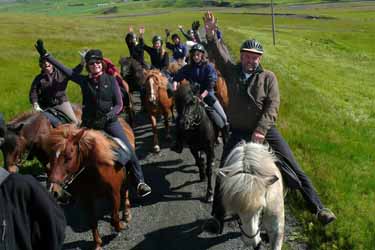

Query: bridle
[236,208,263,240]
[51,139,86,190]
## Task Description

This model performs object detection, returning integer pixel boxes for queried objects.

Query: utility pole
[271,0,276,45]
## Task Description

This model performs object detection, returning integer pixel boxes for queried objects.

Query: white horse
[219,142,284,250]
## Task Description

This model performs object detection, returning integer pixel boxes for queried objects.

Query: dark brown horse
[168,62,229,109]
[46,120,134,250]
[0,105,82,173]
[144,69,174,153]
[119,56,146,93]
[175,83,216,202]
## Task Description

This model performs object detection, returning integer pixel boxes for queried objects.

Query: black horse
[119,57,146,93]
[175,83,216,202]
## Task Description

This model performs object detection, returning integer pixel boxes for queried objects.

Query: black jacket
[0,168,65,250]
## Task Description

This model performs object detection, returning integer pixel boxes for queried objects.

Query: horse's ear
[73,129,85,144]
[7,123,24,135]
[265,175,279,186]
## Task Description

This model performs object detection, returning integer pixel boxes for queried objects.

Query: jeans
[105,120,145,184]
[211,126,324,221]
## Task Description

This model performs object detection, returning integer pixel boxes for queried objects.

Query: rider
[165,30,187,63]
[0,166,66,250]
[202,11,336,233]
[143,35,174,97]
[125,26,147,69]
[171,43,229,153]
[29,57,79,125]
[34,40,152,197]
[143,35,169,71]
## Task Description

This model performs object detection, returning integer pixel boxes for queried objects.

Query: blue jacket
[173,61,217,93]
[166,42,187,61]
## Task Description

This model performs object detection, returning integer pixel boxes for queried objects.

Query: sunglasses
[88,60,102,66]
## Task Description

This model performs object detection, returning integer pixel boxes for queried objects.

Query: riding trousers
[203,92,228,129]
[53,101,79,125]
[105,120,145,184]
[212,126,325,221]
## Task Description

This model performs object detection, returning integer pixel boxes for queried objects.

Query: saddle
[101,132,132,166]
[42,108,73,127]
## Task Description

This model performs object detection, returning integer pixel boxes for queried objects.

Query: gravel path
[62,93,308,250]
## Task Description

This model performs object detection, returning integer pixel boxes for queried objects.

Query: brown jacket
[206,37,280,135]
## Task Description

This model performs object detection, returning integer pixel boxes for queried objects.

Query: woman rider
[171,43,229,153]
[29,57,79,125]
[125,26,147,69]
[143,35,174,97]
[34,39,151,197]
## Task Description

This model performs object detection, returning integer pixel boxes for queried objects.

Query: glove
[35,39,48,57]
[32,103,43,112]
[192,20,200,31]
[78,49,88,65]
[165,28,170,37]
[106,111,117,122]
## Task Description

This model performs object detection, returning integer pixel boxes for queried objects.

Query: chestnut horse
[0,105,82,173]
[46,120,134,250]
[144,69,174,153]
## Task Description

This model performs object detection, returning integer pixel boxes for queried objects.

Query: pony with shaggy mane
[220,142,284,250]
[144,69,173,153]
[46,122,134,250]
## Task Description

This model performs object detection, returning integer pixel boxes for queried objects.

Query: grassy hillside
[0,0,361,15]
[0,1,374,249]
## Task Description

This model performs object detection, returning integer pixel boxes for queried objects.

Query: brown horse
[1,105,82,173]
[46,120,134,250]
[144,69,174,153]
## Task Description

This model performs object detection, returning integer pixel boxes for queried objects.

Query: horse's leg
[122,177,132,223]
[150,114,160,153]
[163,109,172,141]
[190,148,205,181]
[206,148,215,203]
[264,190,285,250]
[123,188,132,223]
[84,199,102,250]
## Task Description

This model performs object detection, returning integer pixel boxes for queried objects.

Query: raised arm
[35,39,84,85]
[203,11,236,77]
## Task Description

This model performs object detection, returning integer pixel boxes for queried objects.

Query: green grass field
[0,1,374,249]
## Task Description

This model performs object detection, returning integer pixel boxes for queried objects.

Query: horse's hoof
[153,145,160,153]
[206,192,214,203]
[115,221,127,232]
[124,213,132,223]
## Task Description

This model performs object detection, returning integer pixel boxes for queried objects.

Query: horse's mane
[168,61,184,75]
[220,143,279,214]
[145,69,168,89]
[47,124,116,166]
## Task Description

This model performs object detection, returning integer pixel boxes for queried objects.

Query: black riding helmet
[240,39,264,54]
[171,33,180,41]
[152,35,163,45]
[125,32,137,44]
[190,43,206,54]
[85,49,103,63]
